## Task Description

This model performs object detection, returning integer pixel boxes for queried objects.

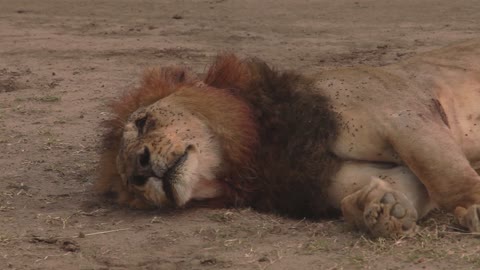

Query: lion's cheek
[172,180,194,207]
[171,158,200,206]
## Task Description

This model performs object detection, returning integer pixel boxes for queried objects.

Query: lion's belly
[331,110,402,164]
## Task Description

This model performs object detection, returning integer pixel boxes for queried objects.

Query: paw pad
[391,204,406,218]
[380,192,395,204]
[364,190,418,238]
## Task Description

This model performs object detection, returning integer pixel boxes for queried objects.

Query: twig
[289,218,306,229]
[441,231,480,236]
[75,228,130,238]
[445,225,468,232]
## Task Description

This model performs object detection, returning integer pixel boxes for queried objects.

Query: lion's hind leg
[341,177,418,238]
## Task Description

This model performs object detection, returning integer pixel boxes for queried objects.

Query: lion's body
[325,40,480,201]
[324,40,480,167]
[97,39,480,237]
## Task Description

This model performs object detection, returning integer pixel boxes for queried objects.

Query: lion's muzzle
[127,144,193,206]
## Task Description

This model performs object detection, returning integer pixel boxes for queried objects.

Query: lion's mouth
[154,151,189,205]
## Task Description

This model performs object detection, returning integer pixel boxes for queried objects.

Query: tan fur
[321,39,480,236]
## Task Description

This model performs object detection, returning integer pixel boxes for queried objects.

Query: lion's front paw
[364,192,418,238]
[455,204,480,232]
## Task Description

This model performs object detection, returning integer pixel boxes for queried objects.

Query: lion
[96,39,480,237]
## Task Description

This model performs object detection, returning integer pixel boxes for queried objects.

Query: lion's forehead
[121,103,211,155]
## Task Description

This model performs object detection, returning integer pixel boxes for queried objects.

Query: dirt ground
[1,0,480,269]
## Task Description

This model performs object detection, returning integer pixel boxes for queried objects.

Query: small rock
[30,235,57,244]
[200,258,216,265]
[172,14,183,20]
[60,240,80,252]
[258,256,269,262]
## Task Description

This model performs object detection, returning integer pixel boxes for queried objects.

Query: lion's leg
[328,162,435,237]
[454,205,480,232]
[388,120,480,232]
[341,177,419,237]
[455,167,480,232]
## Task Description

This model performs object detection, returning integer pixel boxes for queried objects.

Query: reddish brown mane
[203,56,340,217]
[201,54,258,171]
[204,53,252,91]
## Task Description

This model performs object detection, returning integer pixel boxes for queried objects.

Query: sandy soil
[1,0,480,269]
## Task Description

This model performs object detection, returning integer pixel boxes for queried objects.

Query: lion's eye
[135,115,148,135]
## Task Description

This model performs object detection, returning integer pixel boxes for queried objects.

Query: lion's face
[116,93,223,207]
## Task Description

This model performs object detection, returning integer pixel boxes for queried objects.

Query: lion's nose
[137,146,151,168]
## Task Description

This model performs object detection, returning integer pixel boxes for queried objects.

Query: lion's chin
[141,176,225,208]
[141,177,171,207]
[141,176,193,208]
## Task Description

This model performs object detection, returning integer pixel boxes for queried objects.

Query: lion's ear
[109,66,198,119]
[204,53,251,91]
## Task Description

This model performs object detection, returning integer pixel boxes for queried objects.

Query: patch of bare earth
[1,0,480,269]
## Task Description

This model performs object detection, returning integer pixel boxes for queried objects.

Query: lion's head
[117,90,227,206]
[96,55,258,208]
